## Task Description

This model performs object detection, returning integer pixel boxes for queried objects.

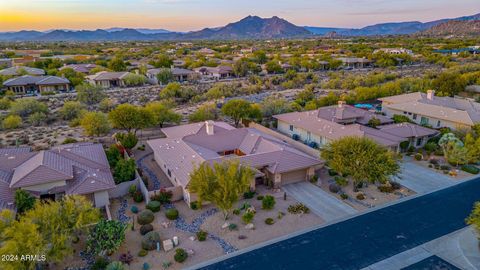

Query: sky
[1,0,480,32]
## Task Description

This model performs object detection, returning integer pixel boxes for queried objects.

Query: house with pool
[147,121,324,206]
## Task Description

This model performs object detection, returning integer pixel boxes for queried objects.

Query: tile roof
[3,75,69,86]
[378,123,439,138]
[87,71,130,81]
[317,104,393,125]
[0,66,45,76]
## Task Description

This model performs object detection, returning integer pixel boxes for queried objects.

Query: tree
[233,58,250,77]
[145,102,181,128]
[265,60,282,74]
[108,57,127,72]
[59,101,86,121]
[99,98,115,113]
[261,96,291,118]
[57,68,85,86]
[221,99,254,127]
[321,137,400,190]
[76,83,106,106]
[438,133,464,161]
[253,50,267,64]
[150,54,173,68]
[189,104,218,122]
[123,73,147,87]
[159,82,182,100]
[2,115,22,129]
[392,114,412,123]
[80,112,111,137]
[113,158,136,184]
[431,72,467,97]
[108,104,154,133]
[467,202,480,240]
[115,132,138,150]
[189,160,254,219]
[14,189,36,214]
[86,219,126,256]
[156,68,173,85]
[367,117,381,128]
[9,98,47,117]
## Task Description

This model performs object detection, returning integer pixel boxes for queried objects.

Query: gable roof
[379,122,439,138]
[0,66,45,76]
[3,75,69,86]
[88,71,130,81]
[317,104,392,125]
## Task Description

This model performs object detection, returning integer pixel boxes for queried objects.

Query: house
[194,66,234,80]
[0,66,45,76]
[86,71,131,88]
[337,57,373,69]
[3,75,70,95]
[60,64,98,74]
[274,101,438,151]
[373,48,413,55]
[147,121,323,205]
[0,58,13,68]
[0,143,116,211]
[147,67,195,84]
[379,90,480,130]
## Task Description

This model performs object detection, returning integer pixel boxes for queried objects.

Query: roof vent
[205,120,215,135]
[427,90,435,100]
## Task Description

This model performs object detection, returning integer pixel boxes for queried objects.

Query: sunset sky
[1,0,479,32]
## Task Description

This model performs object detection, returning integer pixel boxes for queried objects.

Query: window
[167,169,171,177]
[413,114,417,120]
[307,132,311,142]
[436,120,441,127]
[289,125,293,131]
[416,137,423,146]
[420,117,429,125]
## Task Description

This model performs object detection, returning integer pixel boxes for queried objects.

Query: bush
[434,148,444,156]
[165,208,179,220]
[106,261,126,270]
[138,249,148,257]
[287,203,310,214]
[113,158,136,184]
[228,223,238,231]
[356,193,365,200]
[137,210,154,225]
[334,176,348,187]
[329,183,341,193]
[424,142,438,152]
[141,231,160,251]
[62,137,78,144]
[128,184,137,197]
[146,201,161,212]
[190,201,199,210]
[233,209,240,215]
[130,205,139,214]
[140,224,154,236]
[116,132,138,150]
[328,169,338,176]
[150,189,173,204]
[196,230,207,241]
[92,257,110,270]
[133,191,144,203]
[243,191,256,199]
[309,175,318,183]
[414,153,423,161]
[256,195,264,200]
[440,165,451,171]
[262,195,276,210]
[461,165,480,174]
[378,185,394,193]
[265,218,275,225]
[429,159,439,165]
[340,193,349,200]
[242,212,255,224]
[174,248,188,263]
[2,115,22,129]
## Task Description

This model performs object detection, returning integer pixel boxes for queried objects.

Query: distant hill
[104,28,173,34]
[419,20,480,37]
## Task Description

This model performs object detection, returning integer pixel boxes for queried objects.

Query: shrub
[399,141,410,151]
[106,261,126,270]
[434,148,444,156]
[146,201,161,212]
[130,205,139,214]
[378,185,394,193]
[265,218,275,225]
[92,257,110,270]
[256,195,264,200]
[62,137,78,144]
[133,191,144,203]
[113,158,136,184]
[2,115,22,129]
[340,193,349,200]
[242,212,255,224]
[414,153,423,161]
[233,209,240,215]
[329,183,341,193]
[190,201,199,210]
[116,132,138,150]
[461,165,480,174]
[141,231,160,251]
[262,195,276,210]
[140,224,154,235]
[407,145,415,154]
[424,142,438,152]
[174,248,188,263]
[440,165,451,171]
[429,159,439,165]
[228,223,238,231]
[287,203,310,214]
[334,176,348,187]
[137,210,154,225]
[356,193,365,200]
[196,230,207,241]
[128,184,137,197]
[390,181,401,190]
[151,189,173,204]
[328,169,338,176]
[243,191,256,199]
[309,175,318,183]
[165,208,179,220]
[138,249,148,257]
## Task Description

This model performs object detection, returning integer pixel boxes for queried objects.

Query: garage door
[281,169,307,185]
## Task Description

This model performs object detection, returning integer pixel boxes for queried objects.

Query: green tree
[28,112,46,126]
[156,68,173,85]
[86,219,126,256]
[108,104,154,133]
[58,68,85,86]
[432,72,467,97]
[115,132,138,150]
[261,96,291,118]
[113,158,136,184]
[221,99,253,127]
[189,104,218,122]
[253,50,268,64]
[189,160,254,219]
[265,60,282,74]
[123,73,147,87]
[9,98,47,117]
[59,101,86,121]
[80,112,111,137]
[76,84,106,106]
[145,102,181,128]
[14,189,36,214]
[233,58,250,77]
[108,57,126,72]
[2,115,22,129]
[467,202,480,240]
[321,137,400,190]
[438,133,464,161]
[106,261,127,270]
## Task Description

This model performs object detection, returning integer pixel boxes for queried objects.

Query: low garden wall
[138,171,151,204]
[108,178,139,199]
[148,186,183,202]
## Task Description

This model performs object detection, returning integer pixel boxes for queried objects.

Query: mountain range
[0,13,479,41]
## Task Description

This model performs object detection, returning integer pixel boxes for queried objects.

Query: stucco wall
[94,190,110,207]
[108,179,139,199]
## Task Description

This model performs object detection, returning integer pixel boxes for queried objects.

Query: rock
[221,222,230,229]
[162,239,174,252]
[161,222,170,228]
[172,236,179,246]
[246,206,256,214]
[189,236,196,241]
[245,223,255,230]
[187,249,195,256]
[238,235,247,240]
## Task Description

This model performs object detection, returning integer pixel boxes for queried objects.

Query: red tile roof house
[274,101,438,152]
[147,121,324,206]
[0,143,116,211]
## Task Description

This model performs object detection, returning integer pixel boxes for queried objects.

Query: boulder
[141,231,161,251]
[162,239,174,252]
[172,236,179,246]
[189,236,196,241]
[221,222,230,229]
[187,249,195,256]
[245,223,255,230]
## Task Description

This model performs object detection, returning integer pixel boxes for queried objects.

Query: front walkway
[393,161,456,194]
[282,181,357,222]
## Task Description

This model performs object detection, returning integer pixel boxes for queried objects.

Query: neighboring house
[337,57,373,69]
[0,143,116,211]
[3,75,70,94]
[0,66,45,76]
[380,90,480,130]
[146,67,195,84]
[194,66,234,80]
[147,121,323,205]
[274,101,437,151]
[0,58,13,68]
[86,71,130,88]
[59,63,98,74]
[373,48,414,55]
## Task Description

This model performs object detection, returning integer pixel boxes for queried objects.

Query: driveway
[282,182,357,222]
[393,162,456,194]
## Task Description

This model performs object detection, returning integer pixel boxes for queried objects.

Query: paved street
[198,177,480,270]
[282,182,357,221]
[394,161,456,193]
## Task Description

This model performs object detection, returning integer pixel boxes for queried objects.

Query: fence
[108,178,139,199]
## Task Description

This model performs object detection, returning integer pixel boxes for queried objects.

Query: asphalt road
[199,177,480,270]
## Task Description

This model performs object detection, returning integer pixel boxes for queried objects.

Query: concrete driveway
[282,181,357,222]
[393,162,456,194]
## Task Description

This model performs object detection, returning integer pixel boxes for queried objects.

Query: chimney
[205,120,214,135]
[338,100,346,108]
[427,90,435,100]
